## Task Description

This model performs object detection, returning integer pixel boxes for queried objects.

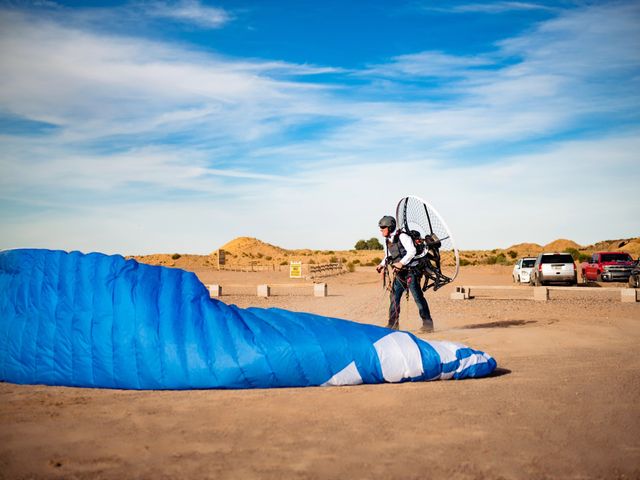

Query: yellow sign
[289,261,302,278]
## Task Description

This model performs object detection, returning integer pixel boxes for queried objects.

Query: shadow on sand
[461,319,536,329]
[489,367,511,377]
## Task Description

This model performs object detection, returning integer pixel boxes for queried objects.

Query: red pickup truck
[581,252,635,282]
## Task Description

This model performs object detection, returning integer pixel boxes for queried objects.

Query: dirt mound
[504,243,544,257]
[216,237,288,259]
[544,239,582,252]
[583,238,640,258]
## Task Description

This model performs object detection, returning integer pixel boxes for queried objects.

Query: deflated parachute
[0,249,496,389]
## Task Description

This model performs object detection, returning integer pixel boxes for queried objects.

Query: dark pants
[388,269,433,329]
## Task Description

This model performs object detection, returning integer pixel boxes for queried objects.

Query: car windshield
[540,254,574,264]
[522,259,536,268]
[601,253,632,262]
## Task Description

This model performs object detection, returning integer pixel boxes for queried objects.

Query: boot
[419,318,434,334]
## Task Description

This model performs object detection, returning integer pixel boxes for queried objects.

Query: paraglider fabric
[0,249,496,390]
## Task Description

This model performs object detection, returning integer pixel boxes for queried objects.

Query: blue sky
[1,0,639,254]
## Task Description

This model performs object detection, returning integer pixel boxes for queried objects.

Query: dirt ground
[1,265,639,479]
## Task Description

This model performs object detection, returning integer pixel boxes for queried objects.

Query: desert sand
[1,264,639,479]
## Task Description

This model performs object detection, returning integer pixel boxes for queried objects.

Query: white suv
[530,252,577,286]
[512,257,536,283]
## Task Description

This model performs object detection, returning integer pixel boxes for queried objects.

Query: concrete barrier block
[257,284,270,297]
[208,284,222,297]
[621,288,639,303]
[450,292,465,300]
[314,283,328,297]
[533,287,549,301]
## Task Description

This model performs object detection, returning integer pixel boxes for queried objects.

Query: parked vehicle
[581,252,635,282]
[530,253,577,286]
[512,257,536,283]
[628,260,640,288]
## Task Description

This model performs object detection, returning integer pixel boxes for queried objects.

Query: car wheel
[581,271,588,284]
[630,275,639,288]
[535,275,542,287]
[596,272,603,282]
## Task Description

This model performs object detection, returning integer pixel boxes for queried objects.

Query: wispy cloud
[139,0,231,29]
[423,1,558,14]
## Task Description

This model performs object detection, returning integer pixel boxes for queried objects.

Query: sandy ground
[1,265,639,479]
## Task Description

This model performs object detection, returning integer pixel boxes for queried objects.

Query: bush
[346,262,355,272]
[578,253,590,263]
[563,247,580,261]
[171,253,181,260]
[507,250,517,259]
[371,257,382,265]
[352,259,361,264]
[265,256,272,261]
[309,259,316,264]
[486,253,508,265]
[280,261,288,266]
[460,258,471,266]
[330,256,338,263]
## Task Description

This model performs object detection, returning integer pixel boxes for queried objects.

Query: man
[376,215,434,333]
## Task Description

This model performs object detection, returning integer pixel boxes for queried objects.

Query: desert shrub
[256,253,263,258]
[341,257,347,263]
[507,250,517,259]
[352,259,361,264]
[265,256,272,261]
[460,258,471,266]
[578,253,590,263]
[347,262,355,272]
[371,257,382,265]
[363,261,376,266]
[563,247,580,261]
[330,256,338,263]
[491,249,497,254]
[280,261,288,266]
[309,259,316,264]
[486,255,497,265]
[171,253,181,260]
[326,250,335,255]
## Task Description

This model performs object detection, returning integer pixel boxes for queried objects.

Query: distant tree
[354,239,368,250]
[366,238,383,250]
[355,238,383,250]
[507,250,518,259]
[171,253,181,260]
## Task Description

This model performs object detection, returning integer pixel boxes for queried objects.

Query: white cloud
[141,0,231,29]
